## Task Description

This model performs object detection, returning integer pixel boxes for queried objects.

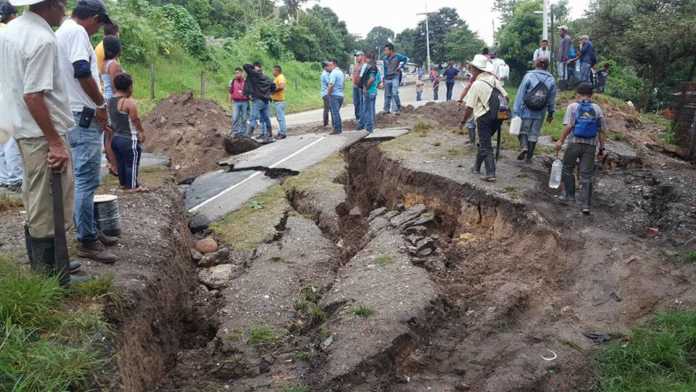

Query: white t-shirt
[533,48,551,62]
[0,12,74,139]
[56,18,100,113]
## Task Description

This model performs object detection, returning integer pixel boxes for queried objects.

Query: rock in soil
[198,264,234,289]
[195,237,218,254]
[223,136,261,155]
[197,247,230,267]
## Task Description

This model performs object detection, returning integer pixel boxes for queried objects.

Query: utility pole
[417,8,434,72]
[542,0,550,41]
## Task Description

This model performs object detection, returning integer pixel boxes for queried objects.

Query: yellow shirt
[271,74,286,101]
[95,40,105,74]
[464,72,508,120]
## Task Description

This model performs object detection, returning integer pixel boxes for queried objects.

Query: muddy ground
[2,98,695,391]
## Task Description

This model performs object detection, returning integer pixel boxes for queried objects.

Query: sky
[310,0,591,45]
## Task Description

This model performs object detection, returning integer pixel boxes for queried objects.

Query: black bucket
[94,194,121,237]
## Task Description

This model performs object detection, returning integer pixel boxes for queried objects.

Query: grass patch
[597,311,696,392]
[99,166,170,191]
[682,251,696,264]
[414,120,432,137]
[281,385,310,392]
[374,255,394,267]
[68,274,114,299]
[293,350,311,361]
[210,185,289,251]
[282,153,345,196]
[0,193,23,212]
[351,305,375,318]
[247,325,283,346]
[294,285,326,324]
[0,256,108,391]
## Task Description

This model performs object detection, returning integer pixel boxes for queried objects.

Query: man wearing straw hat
[459,54,508,183]
[0,0,85,282]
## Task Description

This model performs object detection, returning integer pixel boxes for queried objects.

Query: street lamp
[417,10,435,73]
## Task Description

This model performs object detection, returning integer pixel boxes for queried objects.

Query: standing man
[533,39,551,63]
[443,60,460,101]
[459,54,507,183]
[358,52,381,134]
[243,62,274,143]
[271,65,287,140]
[512,58,557,163]
[381,43,408,115]
[326,59,345,135]
[576,35,596,83]
[320,61,331,128]
[0,0,85,283]
[351,51,366,123]
[0,2,23,193]
[57,0,118,263]
[430,67,441,101]
[557,26,572,84]
[229,67,248,137]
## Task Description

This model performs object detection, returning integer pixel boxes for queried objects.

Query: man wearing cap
[0,1,16,26]
[56,0,118,264]
[557,26,572,82]
[351,51,366,124]
[459,54,508,182]
[575,35,597,83]
[0,0,86,283]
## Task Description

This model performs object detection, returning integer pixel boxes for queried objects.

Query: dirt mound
[143,92,229,180]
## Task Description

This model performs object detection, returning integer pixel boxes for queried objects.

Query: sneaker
[274,134,287,140]
[77,241,117,264]
[394,112,401,116]
[97,231,119,247]
[558,194,575,204]
[582,207,591,215]
[470,167,481,175]
[330,130,342,135]
[481,175,497,183]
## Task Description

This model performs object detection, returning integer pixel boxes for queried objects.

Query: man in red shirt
[229,67,248,137]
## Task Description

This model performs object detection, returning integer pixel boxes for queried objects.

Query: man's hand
[138,132,146,144]
[555,140,563,153]
[47,138,70,170]
[96,107,108,129]
[378,82,384,89]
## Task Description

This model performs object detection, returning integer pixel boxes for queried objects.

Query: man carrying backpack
[513,58,557,163]
[460,54,509,183]
[555,82,607,214]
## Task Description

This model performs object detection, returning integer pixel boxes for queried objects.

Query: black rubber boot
[25,226,80,273]
[30,236,88,286]
[526,142,537,163]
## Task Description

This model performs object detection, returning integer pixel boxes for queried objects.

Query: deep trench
[115,139,592,392]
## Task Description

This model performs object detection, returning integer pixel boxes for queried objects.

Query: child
[109,73,148,192]
[430,67,441,101]
[415,77,424,102]
[555,82,607,214]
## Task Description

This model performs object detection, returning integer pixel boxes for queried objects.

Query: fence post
[149,64,155,100]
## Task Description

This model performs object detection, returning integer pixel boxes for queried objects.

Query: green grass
[281,385,309,392]
[247,325,283,346]
[0,256,109,391]
[597,311,696,392]
[374,255,394,267]
[682,251,696,264]
[0,193,23,212]
[293,350,311,361]
[351,305,375,318]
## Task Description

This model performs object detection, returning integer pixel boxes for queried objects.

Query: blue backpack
[568,46,576,59]
[573,100,600,138]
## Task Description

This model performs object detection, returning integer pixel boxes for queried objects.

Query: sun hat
[558,25,569,30]
[468,54,495,74]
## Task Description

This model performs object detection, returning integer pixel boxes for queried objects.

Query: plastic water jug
[549,159,563,189]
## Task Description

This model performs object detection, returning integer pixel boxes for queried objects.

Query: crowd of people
[0,0,152,284]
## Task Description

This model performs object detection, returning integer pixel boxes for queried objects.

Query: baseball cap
[0,2,17,18]
[75,0,112,25]
[354,50,364,57]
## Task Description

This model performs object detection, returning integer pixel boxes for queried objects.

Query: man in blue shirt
[327,59,344,134]
[320,61,330,127]
[381,43,408,115]
[443,60,460,101]
[512,58,557,163]
[358,52,382,133]
[575,35,596,83]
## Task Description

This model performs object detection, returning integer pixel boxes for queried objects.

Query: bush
[156,4,210,61]
[601,59,645,105]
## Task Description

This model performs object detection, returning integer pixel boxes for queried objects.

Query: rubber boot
[517,134,528,160]
[580,181,593,214]
[468,127,476,145]
[30,236,88,286]
[526,142,537,163]
[560,172,576,203]
[25,226,81,273]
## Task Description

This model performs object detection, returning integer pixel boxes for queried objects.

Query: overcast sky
[310,0,591,45]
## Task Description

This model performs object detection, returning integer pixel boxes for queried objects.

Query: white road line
[188,135,328,213]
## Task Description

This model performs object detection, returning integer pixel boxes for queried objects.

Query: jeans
[248,99,272,138]
[0,137,23,186]
[383,77,401,113]
[519,117,544,142]
[580,62,592,83]
[416,91,423,101]
[322,95,330,127]
[273,101,287,136]
[466,119,476,145]
[359,91,377,133]
[329,95,343,133]
[433,85,439,101]
[562,143,596,209]
[352,86,362,121]
[111,134,142,189]
[473,116,496,177]
[231,101,248,136]
[446,81,455,101]
[68,113,103,243]
[557,61,568,80]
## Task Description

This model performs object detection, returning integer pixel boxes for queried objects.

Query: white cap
[558,25,569,31]
[468,54,495,74]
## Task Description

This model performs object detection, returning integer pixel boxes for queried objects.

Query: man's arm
[555,124,573,152]
[327,73,334,96]
[512,76,528,116]
[547,81,557,122]
[276,78,286,92]
[461,106,474,124]
[24,92,70,170]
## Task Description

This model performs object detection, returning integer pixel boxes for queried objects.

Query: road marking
[189,135,328,213]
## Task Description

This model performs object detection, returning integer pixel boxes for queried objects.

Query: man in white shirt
[0,0,84,284]
[56,0,118,263]
[533,39,551,63]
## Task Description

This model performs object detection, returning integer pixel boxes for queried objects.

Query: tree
[394,28,417,63]
[446,24,486,63]
[361,26,395,54]
[496,0,543,81]
[284,0,309,20]
[494,0,518,22]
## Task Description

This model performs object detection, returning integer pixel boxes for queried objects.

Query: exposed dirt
[143,92,230,181]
